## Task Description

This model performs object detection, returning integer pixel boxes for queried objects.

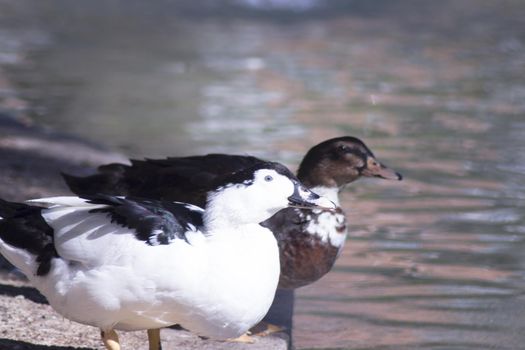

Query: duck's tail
[61,163,129,197]
[0,198,57,276]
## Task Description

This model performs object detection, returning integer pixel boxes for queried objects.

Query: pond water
[2,1,525,349]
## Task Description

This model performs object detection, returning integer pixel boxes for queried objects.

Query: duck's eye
[264,175,273,182]
[338,145,350,152]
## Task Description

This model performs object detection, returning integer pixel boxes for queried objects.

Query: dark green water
[1,1,525,349]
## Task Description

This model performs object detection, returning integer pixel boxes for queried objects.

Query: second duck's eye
[264,175,273,182]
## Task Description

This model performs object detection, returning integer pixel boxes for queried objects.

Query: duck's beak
[288,180,336,210]
[362,157,403,181]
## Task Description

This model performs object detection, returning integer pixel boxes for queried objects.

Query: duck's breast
[181,224,280,338]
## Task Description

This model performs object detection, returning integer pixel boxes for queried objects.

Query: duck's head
[205,162,335,227]
[297,136,403,188]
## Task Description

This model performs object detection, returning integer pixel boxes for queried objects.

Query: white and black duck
[0,162,334,350]
[64,136,402,289]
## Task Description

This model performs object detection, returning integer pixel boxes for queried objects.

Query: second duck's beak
[288,181,336,210]
[362,157,403,181]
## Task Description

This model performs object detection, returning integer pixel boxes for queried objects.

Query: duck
[63,136,402,290]
[0,162,335,350]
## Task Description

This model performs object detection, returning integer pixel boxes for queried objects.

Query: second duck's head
[297,136,403,188]
[204,161,335,228]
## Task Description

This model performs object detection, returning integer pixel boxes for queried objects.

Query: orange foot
[227,332,256,343]
[251,322,286,337]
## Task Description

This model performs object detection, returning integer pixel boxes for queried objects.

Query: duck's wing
[63,154,265,207]
[84,195,204,245]
[1,196,204,275]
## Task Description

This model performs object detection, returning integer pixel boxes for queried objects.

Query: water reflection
[2,1,525,349]
[238,0,320,11]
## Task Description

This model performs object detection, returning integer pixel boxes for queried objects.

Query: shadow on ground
[0,283,47,304]
[0,339,93,350]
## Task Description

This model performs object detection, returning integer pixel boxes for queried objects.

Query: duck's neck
[309,186,340,206]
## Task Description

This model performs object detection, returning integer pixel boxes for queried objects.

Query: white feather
[181,202,203,213]
[310,186,340,206]
[305,209,347,247]
[306,186,347,247]
[26,196,97,208]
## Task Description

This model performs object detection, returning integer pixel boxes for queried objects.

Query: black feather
[63,154,290,207]
[86,195,203,245]
[0,199,57,276]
